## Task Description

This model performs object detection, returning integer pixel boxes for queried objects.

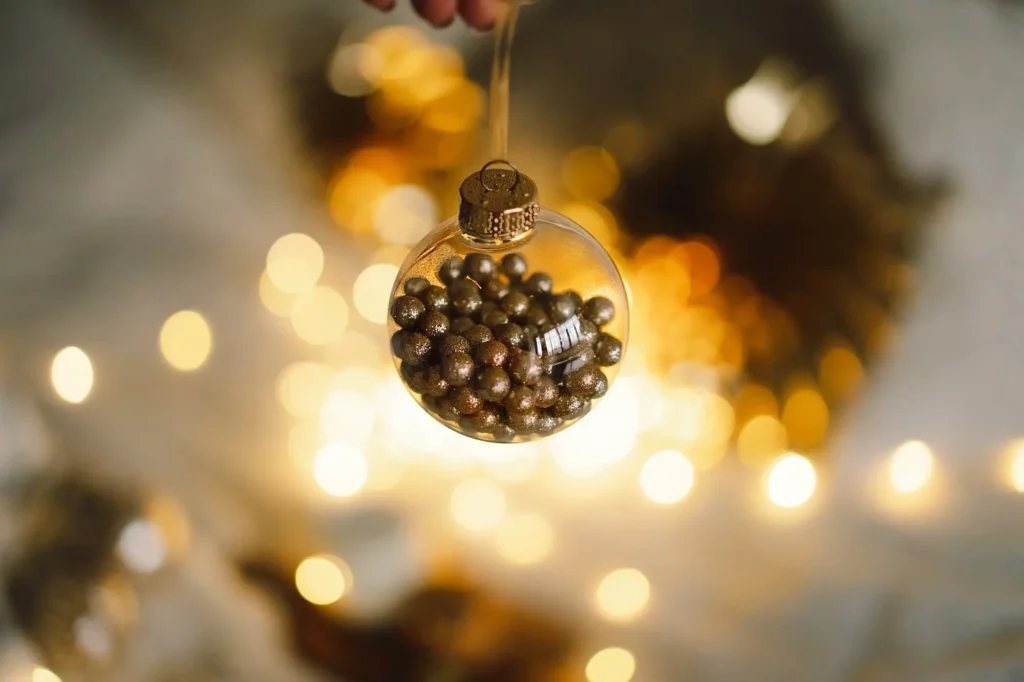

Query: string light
[353,263,400,324]
[313,444,368,497]
[639,450,694,505]
[450,478,506,532]
[295,554,351,606]
[494,512,554,565]
[585,647,636,682]
[889,440,933,494]
[266,233,324,294]
[51,346,94,404]
[766,453,816,508]
[595,568,651,623]
[159,310,212,371]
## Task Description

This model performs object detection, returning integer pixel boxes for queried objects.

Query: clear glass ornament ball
[386,168,628,443]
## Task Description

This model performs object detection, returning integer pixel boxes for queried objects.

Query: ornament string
[489,0,524,160]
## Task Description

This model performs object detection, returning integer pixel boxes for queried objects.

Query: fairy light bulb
[385,161,629,443]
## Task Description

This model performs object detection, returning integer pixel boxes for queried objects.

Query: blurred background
[1,0,1024,680]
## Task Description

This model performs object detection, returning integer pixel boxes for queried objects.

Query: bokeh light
[561,146,621,202]
[32,669,62,682]
[595,568,651,623]
[639,450,695,505]
[259,270,298,317]
[313,443,369,497]
[320,389,376,444]
[494,511,554,565]
[373,185,437,245]
[266,233,324,294]
[725,69,795,145]
[781,388,829,450]
[159,310,212,371]
[51,346,94,404]
[766,453,816,508]
[327,42,384,97]
[116,519,167,574]
[290,286,349,345]
[353,263,400,324]
[585,647,636,682]
[818,345,864,399]
[1008,440,1024,492]
[889,440,933,494]
[737,415,788,468]
[295,554,351,606]
[450,478,506,532]
[277,362,335,418]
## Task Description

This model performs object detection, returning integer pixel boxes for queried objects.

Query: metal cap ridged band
[458,160,539,243]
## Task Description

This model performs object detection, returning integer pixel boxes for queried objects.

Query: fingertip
[413,0,458,27]
[363,0,396,11]
[459,0,499,30]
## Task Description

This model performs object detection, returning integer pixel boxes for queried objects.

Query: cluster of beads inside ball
[389,252,624,442]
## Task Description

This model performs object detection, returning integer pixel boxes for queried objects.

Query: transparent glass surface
[387,209,629,443]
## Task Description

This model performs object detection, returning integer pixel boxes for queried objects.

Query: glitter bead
[437,334,471,357]
[476,367,511,402]
[548,293,577,323]
[508,350,544,385]
[524,304,550,327]
[422,367,450,397]
[504,385,535,414]
[523,272,553,296]
[582,296,615,326]
[482,278,511,302]
[463,324,494,347]
[564,363,603,397]
[494,322,526,349]
[450,316,475,335]
[481,309,510,327]
[508,409,539,434]
[500,290,530,318]
[532,375,559,408]
[464,253,497,283]
[475,340,509,368]
[440,351,475,386]
[472,405,501,432]
[422,285,451,314]
[492,423,516,442]
[438,256,464,284]
[595,333,623,366]
[391,295,426,330]
[418,311,450,339]
[451,386,484,415]
[404,276,431,296]
[578,319,600,346]
[536,411,560,434]
[400,332,432,365]
[449,280,483,317]
[500,253,528,280]
[553,392,586,419]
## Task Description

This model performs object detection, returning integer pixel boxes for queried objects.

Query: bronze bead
[435,397,461,422]
[449,280,483,317]
[504,385,535,414]
[437,334,471,357]
[592,371,609,399]
[494,322,526,349]
[391,330,409,358]
[524,303,550,327]
[492,423,517,442]
[440,351,474,386]
[582,296,615,326]
[422,285,451,313]
[400,332,432,365]
[482,309,510,327]
[418,310,450,339]
[475,367,511,402]
[595,333,623,366]
[579,319,600,346]
[523,272,553,296]
[568,290,584,311]
[548,293,577,323]
[565,363,604,398]
[450,316,475,335]
[477,300,499,319]
[508,409,539,434]
[391,295,426,329]
[500,253,528,280]
[438,256,464,284]
[553,392,586,419]
[536,410,560,434]
[508,350,544,385]
[464,253,497,283]
[475,340,509,368]
[402,363,429,393]
[423,367,450,397]
[463,324,494,347]
[451,386,484,415]
[472,405,501,432]
[404,276,431,296]
[500,290,530,318]
[532,375,559,408]
[482,278,510,302]
[459,414,481,433]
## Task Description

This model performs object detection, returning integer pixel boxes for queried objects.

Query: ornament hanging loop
[478,159,522,193]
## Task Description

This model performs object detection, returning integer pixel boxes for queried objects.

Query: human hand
[362,0,500,30]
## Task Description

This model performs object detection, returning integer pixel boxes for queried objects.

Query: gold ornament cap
[458,160,539,243]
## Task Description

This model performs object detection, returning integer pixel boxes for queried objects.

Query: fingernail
[476,20,496,31]
[382,0,396,10]
[438,15,456,27]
